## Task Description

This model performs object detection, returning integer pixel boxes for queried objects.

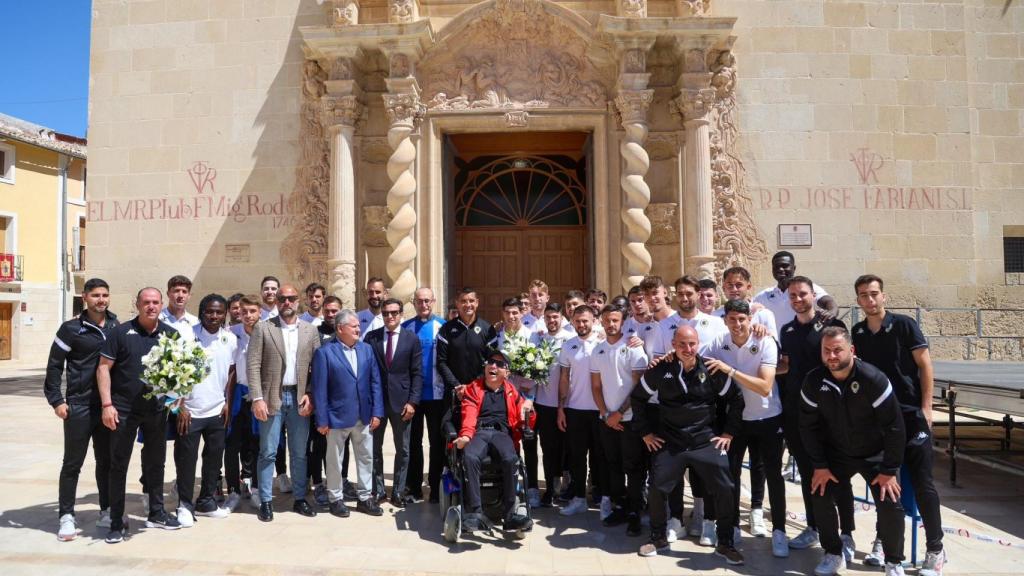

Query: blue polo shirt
[402,315,445,402]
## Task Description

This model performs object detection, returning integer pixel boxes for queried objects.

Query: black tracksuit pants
[649,444,736,546]
[407,399,446,498]
[535,404,563,495]
[728,415,787,532]
[597,421,646,514]
[564,407,602,499]
[174,414,225,512]
[784,409,855,533]
[814,453,905,564]
[109,408,169,529]
[463,428,518,521]
[224,399,257,494]
[59,404,111,517]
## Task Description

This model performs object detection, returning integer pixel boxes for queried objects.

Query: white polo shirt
[753,283,829,329]
[706,331,780,421]
[557,332,601,411]
[230,323,250,387]
[299,311,323,326]
[535,327,575,408]
[654,310,727,357]
[357,308,383,341]
[623,316,661,360]
[714,305,779,339]
[589,337,648,421]
[188,325,237,418]
[159,307,199,342]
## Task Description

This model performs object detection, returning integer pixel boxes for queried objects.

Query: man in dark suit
[364,298,423,507]
[311,309,384,518]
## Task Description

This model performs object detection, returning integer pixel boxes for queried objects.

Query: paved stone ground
[2,371,1023,575]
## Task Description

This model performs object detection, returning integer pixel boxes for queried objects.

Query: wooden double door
[450,135,590,323]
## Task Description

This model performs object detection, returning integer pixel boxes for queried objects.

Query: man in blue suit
[311,309,384,518]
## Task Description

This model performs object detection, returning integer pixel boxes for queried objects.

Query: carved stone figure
[618,0,647,18]
[389,0,416,23]
[676,0,711,17]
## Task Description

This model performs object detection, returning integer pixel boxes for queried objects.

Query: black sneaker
[639,535,669,557]
[626,513,643,537]
[715,544,745,565]
[603,507,629,527]
[503,514,533,532]
[145,511,181,530]
[329,500,350,518]
[540,490,554,508]
[343,480,359,502]
[356,499,383,516]
[105,521,128,544]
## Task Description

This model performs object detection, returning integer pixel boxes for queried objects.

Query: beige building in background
[87,0,1024,358]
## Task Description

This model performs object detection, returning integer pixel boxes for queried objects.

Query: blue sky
[0,1,91,137]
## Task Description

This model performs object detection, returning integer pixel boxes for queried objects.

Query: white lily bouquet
[502,335,558,387]
[141,331,210,411]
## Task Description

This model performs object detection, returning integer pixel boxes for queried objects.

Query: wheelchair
[439,395,534,543]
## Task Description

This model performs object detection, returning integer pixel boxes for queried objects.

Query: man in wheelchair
[453,349,537,533]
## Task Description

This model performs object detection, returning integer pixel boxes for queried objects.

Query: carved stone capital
[383,92,426,125]
[672,88,716,122]
[617,0,647,18]
[321,95,363,128]
[614,90,654,125]
[389,0,419,23]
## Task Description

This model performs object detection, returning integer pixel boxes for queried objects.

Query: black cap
[486,347,510,365]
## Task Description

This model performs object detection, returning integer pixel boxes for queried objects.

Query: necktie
[386,331,394,368]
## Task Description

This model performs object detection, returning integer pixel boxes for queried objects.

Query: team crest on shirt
[474,326,481,334]
[644,325,653,331]
[850,381,860,394]
[750,345,759,354]
[598,349,606,355]
[698,371,706,383]
[814,321,824,332]
[619,347,627,355]
[885,324,893,333]
[700,319,708,327]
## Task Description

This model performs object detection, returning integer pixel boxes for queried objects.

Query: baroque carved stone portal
[419,0,613,111]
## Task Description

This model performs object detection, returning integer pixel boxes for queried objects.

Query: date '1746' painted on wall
[88,161,294,228]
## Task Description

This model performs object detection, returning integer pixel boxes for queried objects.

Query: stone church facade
[88,0,1024,356]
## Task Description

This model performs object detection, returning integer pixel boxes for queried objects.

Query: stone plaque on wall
[647,202,680,245]
[225,243,251,263]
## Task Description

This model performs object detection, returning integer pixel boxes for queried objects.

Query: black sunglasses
[485,358,508,369]
[382,310,402,317]
[277,295,299,303]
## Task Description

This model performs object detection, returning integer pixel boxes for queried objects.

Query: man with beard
[174,294,236,527]
[534,303,574,507]
[753,251,834,328]
[247,284,321,521]
[97,287,181,542]
[802,326,906,576]
[259,276,280,320]
[299,283,326,326]
[47,278,119,540]
[852,275,945,575]
[357,277,387,341]
[632,325,744,565]
[436,288,497,402]
[714,267,777,340]
[777,277,854,556]
[556,305,603,516]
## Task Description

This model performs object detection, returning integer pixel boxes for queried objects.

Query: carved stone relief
[618,0,647,18]
[706,50,767,278]
[646,203,680,245]
[328,0,359,25]
[646,133,678,161]
[389,0,417,23]
[419,0,612,111]
[360,137,391,164]
[505,110,529,127]
[280,60,330,285]
[362,205,390,247]
[676,0,711,17]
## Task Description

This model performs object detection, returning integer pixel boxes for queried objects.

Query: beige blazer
[246,316,321,415]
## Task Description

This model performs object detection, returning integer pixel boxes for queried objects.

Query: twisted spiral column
[382,92,424,307]
[615,90,655,293]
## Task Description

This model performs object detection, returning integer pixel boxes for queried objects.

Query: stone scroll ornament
[707,50,767,278]
[280,60,330,286]
[418,0,613,111]
[383,92,426,307]
[615,90,655,293]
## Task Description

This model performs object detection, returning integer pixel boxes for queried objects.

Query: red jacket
[460,377,537,447]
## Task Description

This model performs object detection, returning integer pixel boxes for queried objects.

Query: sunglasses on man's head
[485,358,508,369]
[277,295,299,303]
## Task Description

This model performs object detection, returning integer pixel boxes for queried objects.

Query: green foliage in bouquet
[140,331,211,401]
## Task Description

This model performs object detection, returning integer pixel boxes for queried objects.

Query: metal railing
[838,306,1024,339]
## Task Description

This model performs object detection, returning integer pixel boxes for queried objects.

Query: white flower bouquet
[141,331,210,411]
[502,335,558,386]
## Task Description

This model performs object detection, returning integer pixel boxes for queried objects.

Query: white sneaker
[885,562,906,576]
[666,517,682,543]
[559,497,587,516]
[195,506,229,518]
[921,549,947,576]
[749,508,768,537]
[772,529,790,558]
[176,506,195,528]
[699,519,718,547]
[864,539,885,566]
[687,498,704,536]
[276,474,292,494]
[840,533,856,564]
[249,491,261,509]
[96,509,112,529]
[57,514,78,541]
[224,493,241,512]
[527,488,541,509]
[790,527,819,549]
[814,553,846,576]
[734,526,742,544]
[599,496,613,520]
